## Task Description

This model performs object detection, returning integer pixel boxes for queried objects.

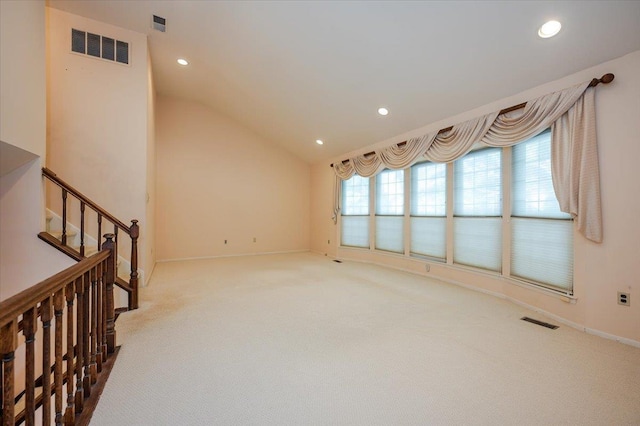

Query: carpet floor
[90,252,640,425]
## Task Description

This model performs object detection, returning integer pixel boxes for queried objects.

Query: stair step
[46,213,54,232]
[72,245,99,257]
[41,231,130,282]
[49,230,77,242]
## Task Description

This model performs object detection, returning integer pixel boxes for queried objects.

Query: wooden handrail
[0,251,109,327]
[0,234,118,425]
[41,167,140,310]
[42,168,130,234]
[330,73,615,167]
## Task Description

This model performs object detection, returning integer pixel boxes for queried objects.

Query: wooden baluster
[61,189,68,246]
[96,261,104,372]
[113,226,119,279]
[23,308,37,426]
[74,276,84,413]
[97,214,102,251]
[90,265,99,383]
[1,320,18,426]
[103,234,117,353]
[54,289,64,426]
[82,271,91,397]
[64,281,75,425]
[100,259,108,360]
[80,202,86,257]
[41,297,53,426]
[130,219,140,310]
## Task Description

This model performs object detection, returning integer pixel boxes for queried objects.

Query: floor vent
[521,317,559,329]
[333,260,342,263]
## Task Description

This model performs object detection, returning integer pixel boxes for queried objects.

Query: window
[411,162,446,259]
[453,148,502,271]
[376,169,404,253]
[511,131,573,290]
[337,132,574,294]
[341,175,369,248]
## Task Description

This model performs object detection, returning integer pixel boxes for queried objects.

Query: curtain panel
[332,81,603,242]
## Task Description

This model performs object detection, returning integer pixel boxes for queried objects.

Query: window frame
[410,161,447,261]
[337,131,574,295]
[374,169,405,254]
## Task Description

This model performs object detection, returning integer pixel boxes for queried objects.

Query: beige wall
[1,0,46,158]
[156,96,310,261]
[0,0,74,301]
[311,50,640,344]
[46,7,153,282]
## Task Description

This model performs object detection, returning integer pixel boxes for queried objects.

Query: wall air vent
[71,28,129,65]
[152,15,166,32]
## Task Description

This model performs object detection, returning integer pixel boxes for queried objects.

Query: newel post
[129,219,139,310]
[102,233,117,354]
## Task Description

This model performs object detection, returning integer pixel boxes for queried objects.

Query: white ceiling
[48,1,640,164]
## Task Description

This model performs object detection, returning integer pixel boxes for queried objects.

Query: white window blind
[376,169,404,253]
[411,162,446,259]
[454,148,502,271]
[341,175,369,248]
[511,131,573,290]
[341,216,370,248]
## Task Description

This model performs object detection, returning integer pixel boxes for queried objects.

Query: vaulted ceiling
[48,1,640,164]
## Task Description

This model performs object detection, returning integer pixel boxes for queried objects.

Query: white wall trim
[157,249,310,263]
[310,249,337,259]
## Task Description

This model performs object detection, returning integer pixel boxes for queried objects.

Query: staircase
[38,167,139,312]
[0,235,121,425]
[0,168,135,425]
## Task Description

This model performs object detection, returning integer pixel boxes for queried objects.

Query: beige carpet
[90,252,640,425]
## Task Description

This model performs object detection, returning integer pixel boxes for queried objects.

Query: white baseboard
[157,249,310,263]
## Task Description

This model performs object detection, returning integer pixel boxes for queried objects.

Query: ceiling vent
[152,15,166,32]
[71,28,129,65]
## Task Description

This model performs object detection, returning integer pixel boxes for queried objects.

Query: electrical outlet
[224,239,227,244]
[618,292,630,306]
[425,263,430,272]
[328,239,330,244]
[253,237,256,243]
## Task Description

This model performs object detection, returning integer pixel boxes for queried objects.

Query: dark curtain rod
[330,73,614,168]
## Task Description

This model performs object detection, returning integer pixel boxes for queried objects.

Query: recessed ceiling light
[177,58,189,66]
[538,20,561,38]
[316,139,324,145]
[378,107,389,116]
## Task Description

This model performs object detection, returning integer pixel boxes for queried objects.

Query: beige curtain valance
[332,80,605,242]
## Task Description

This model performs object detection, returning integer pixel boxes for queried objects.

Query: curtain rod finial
[601,73,615,84]
[590,73,615,87]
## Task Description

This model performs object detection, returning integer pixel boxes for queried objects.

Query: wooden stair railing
[39,168,139,311]
[1,235,119,426]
